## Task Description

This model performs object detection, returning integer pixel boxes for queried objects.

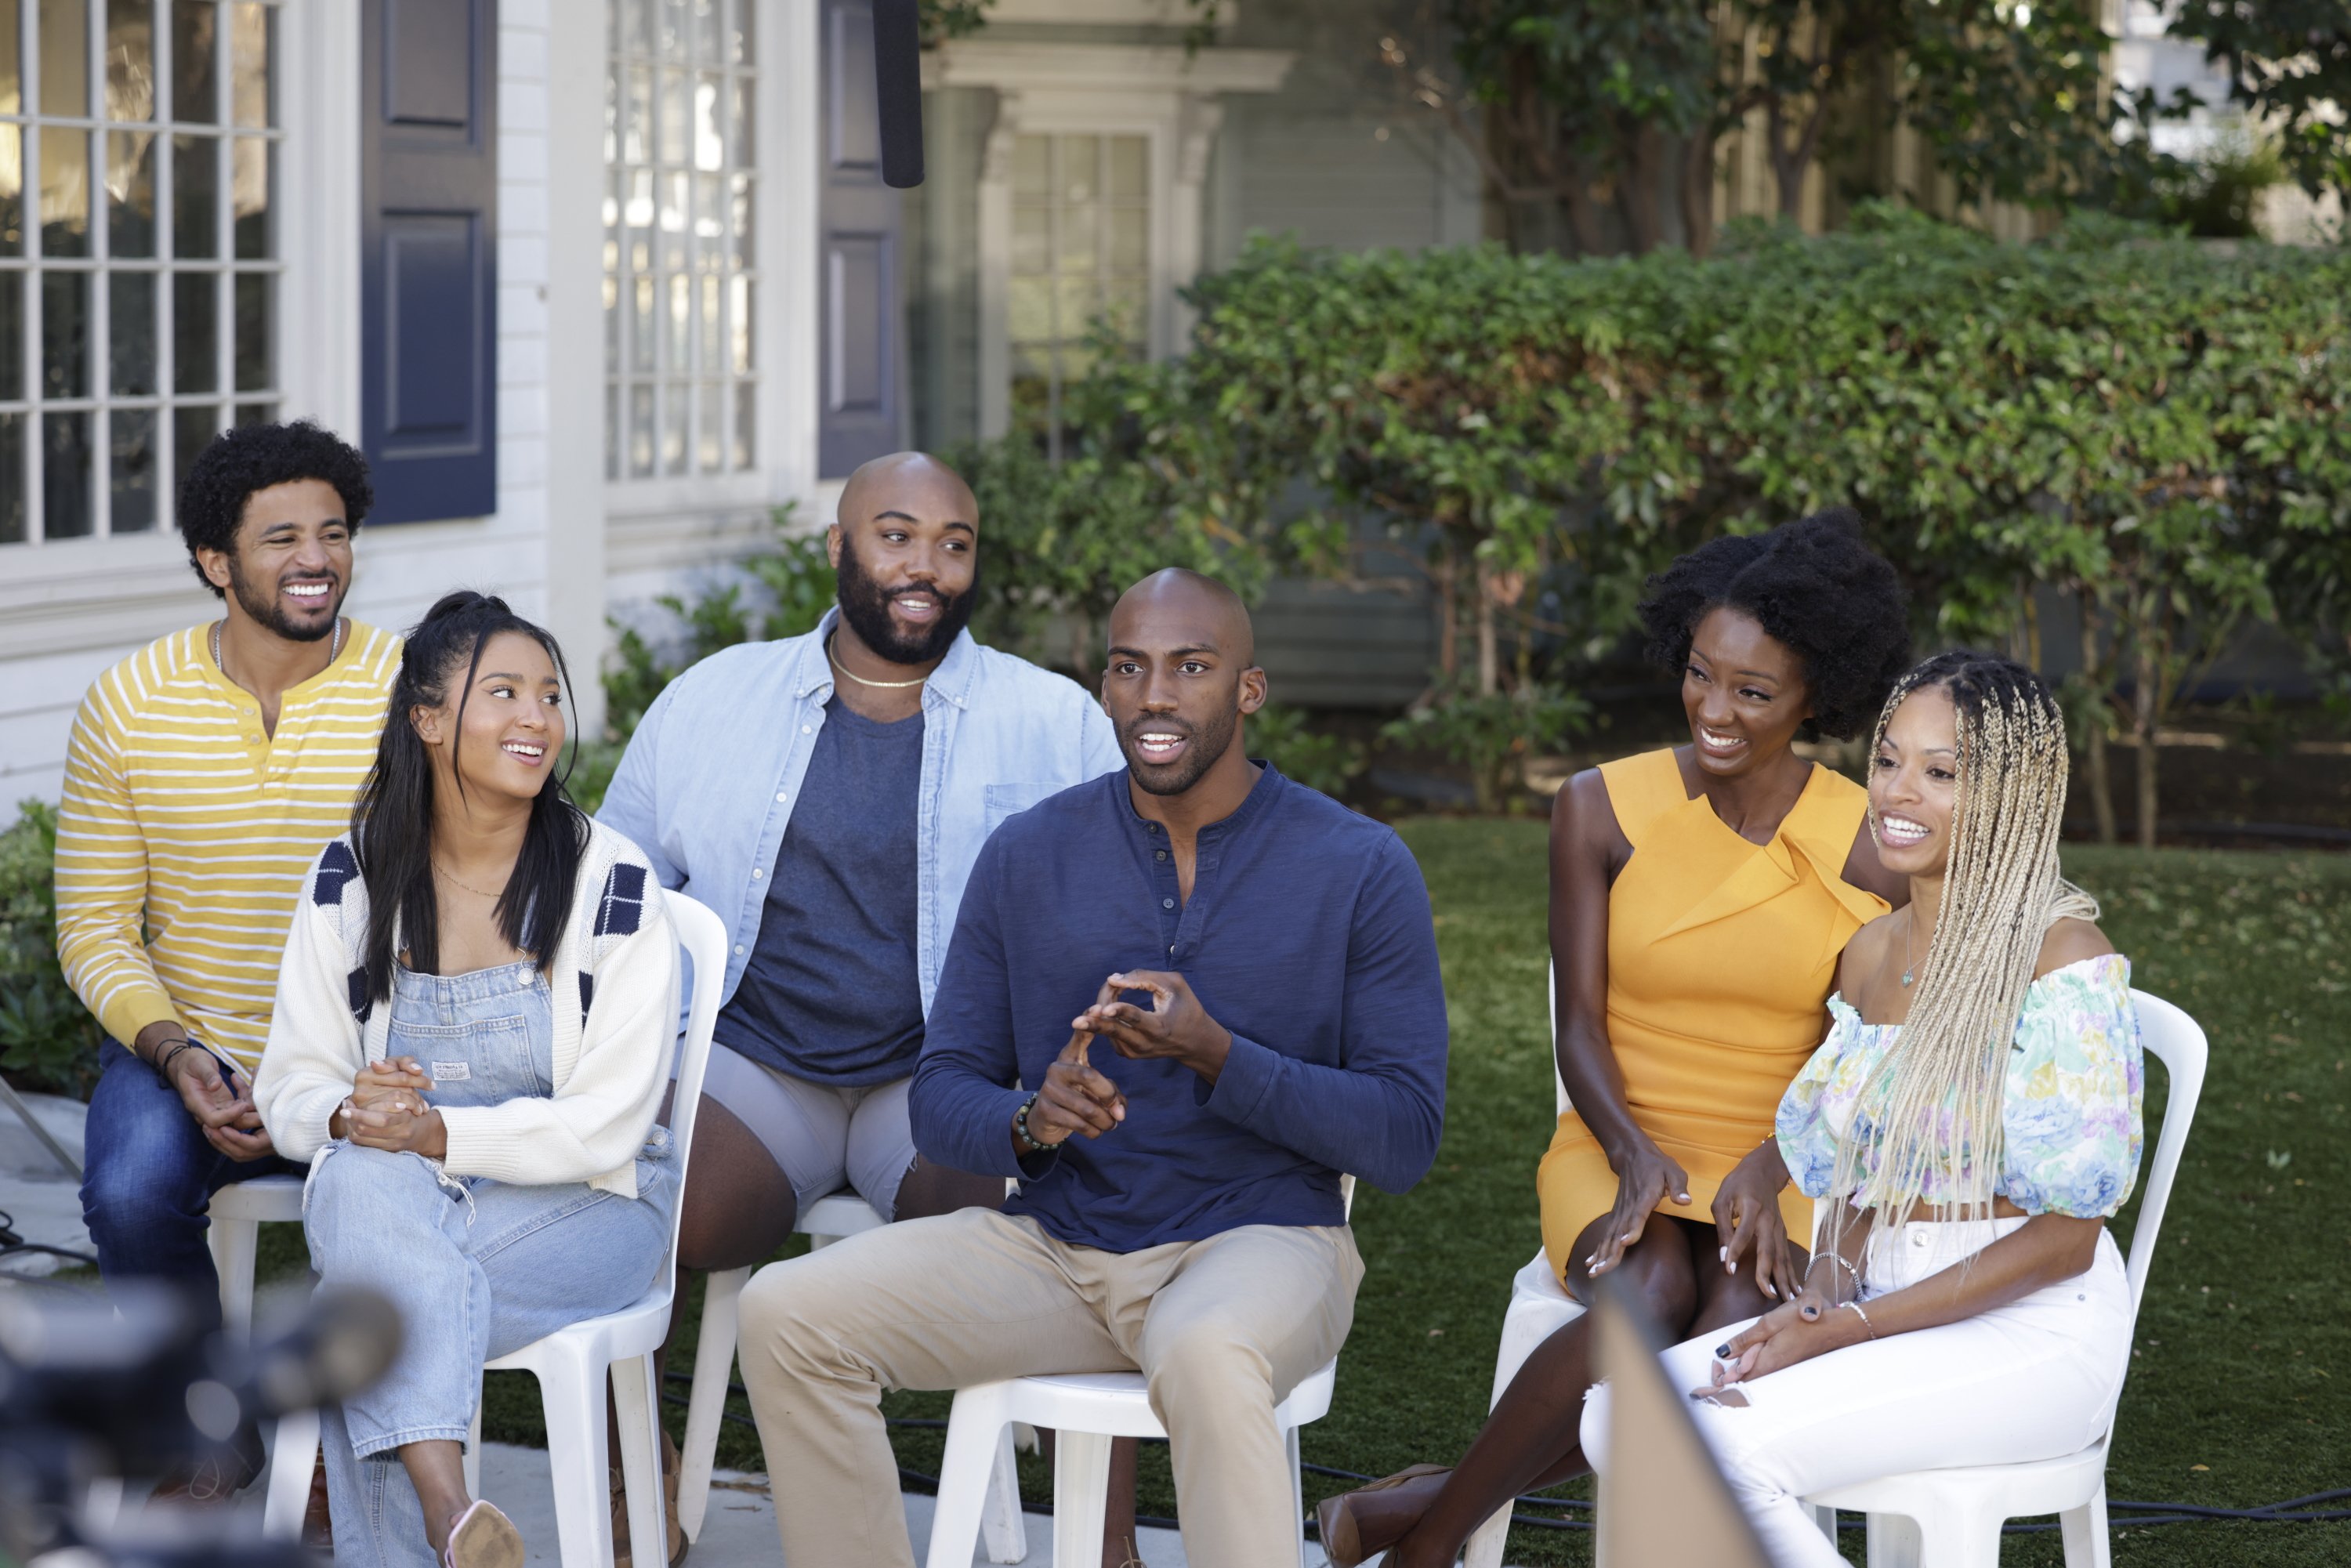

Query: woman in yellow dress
[1318,509,1913,1567]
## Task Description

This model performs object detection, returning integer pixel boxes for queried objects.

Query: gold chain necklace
[825,632,929,690]
[212,617,346,686]
[432,861,507,899]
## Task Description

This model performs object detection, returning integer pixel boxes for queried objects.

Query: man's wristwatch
[1012,1092,1062,1154]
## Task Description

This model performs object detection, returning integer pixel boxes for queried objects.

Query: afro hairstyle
[176,421,374,597]
[1637,508,1911,741]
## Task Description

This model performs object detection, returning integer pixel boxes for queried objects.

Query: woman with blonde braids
[1581,650,2143,1565]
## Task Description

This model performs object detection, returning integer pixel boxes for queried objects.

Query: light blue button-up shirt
[597,608,1125,1018]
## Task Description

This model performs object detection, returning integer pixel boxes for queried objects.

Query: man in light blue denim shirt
[599,453,1121,1288]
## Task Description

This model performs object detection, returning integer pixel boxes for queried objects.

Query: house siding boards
[1208,0,1482,263]
[0,0,579,805]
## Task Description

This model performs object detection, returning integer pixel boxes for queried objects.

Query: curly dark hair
[1637,508,1911,741]
[176,421,375,596]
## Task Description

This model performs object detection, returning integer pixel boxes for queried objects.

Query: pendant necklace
[826,632,929,690]
[1900,909,1918,987]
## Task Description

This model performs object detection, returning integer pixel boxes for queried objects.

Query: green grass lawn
[252,825,2349,1563]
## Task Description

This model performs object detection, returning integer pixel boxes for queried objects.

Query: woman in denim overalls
[258,594,681,1568]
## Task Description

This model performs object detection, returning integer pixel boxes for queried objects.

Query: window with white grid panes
[1008,132,1148,461]
[604,0,757,483]
[0,0,280,545]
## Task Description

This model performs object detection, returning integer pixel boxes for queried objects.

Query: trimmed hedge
[1104,208,2351,835]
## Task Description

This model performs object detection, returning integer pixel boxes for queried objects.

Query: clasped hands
[1690,1281,1870,1404]
[336,1056,450,1157]
[1020,971,1232,1148]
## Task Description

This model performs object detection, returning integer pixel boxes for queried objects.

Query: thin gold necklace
[433,861,506,899]
[825,632,929,690]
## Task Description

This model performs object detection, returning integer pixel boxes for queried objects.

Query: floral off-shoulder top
[1775,953,2144,1219]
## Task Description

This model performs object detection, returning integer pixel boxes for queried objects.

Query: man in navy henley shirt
[735,570,1448,1568]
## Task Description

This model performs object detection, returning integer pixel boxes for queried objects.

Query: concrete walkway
[0,1089,93,1276]
[478,1441,1243,1567]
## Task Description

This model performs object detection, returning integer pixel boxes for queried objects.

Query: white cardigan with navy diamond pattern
[254,818,679,1198]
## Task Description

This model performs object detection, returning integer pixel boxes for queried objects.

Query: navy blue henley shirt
[910,764,1450,1252]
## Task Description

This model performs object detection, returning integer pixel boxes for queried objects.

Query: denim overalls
[306,959,676,1568]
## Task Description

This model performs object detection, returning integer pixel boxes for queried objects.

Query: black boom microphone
[874,0,924,188]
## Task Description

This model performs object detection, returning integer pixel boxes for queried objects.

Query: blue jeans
[307,960,676,1567]
[78,1039,304,1333]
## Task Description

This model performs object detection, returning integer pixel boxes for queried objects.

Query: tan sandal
[610,1429,688,1566]
[1315,1464,1452,1568]
[442,1498,525,1568]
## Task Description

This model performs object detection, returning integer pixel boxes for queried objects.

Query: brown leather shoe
[1314,1464,1452,1568]
[610,1429,686,1567]
[301,1449,333,1551]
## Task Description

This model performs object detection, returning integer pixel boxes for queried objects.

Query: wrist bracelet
[1013,1093,1062,1154]
[1841,1300,1878,1340]
[1806,1251,1860,1284]
[156,1039,201,1079]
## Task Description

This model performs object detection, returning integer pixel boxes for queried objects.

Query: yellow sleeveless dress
[1537,748,1887,1283]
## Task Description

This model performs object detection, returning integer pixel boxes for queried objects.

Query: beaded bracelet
[1013,1093,1063,1154]
[1841,1300,1878,1339]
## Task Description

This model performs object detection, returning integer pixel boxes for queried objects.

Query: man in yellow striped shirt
[56,422,397,1400]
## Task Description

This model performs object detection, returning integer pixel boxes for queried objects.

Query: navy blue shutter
[360,0,498,523]
[818,0,905,478]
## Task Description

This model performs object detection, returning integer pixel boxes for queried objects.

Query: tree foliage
[1386,0,2221,258]
[2168,0,2351,213]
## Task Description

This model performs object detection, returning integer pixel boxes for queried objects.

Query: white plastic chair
[1799,988,2208,1568]
[1465,965,1829,1568]
[207,1171,308,1337]
[253,892,730,1568]
[922,1175,1357,1568]
[1462,968,1586,1568]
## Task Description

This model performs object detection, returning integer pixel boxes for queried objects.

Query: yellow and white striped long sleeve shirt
[54,621,400,1076]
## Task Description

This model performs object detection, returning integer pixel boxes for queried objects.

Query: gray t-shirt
[712,695,926,1085]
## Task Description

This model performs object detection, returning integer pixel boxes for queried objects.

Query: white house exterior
[0,0,835,804]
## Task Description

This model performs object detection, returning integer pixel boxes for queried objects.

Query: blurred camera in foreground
[0,1282,399,1566]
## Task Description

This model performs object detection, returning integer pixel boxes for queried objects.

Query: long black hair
[352,591,588,1002]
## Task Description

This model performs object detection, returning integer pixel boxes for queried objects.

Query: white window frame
[602,0,814,556]
[0,0,292,547]
[0,0,351,665]
[926,41,1291,440]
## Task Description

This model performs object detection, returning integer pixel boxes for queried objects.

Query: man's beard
[834,540,977,665]
[1121,703,1240,797]
[226,556,343,642]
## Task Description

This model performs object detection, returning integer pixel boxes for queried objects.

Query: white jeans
[1583,1217,2132,1568]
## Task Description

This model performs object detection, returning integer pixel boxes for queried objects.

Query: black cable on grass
[657,1385,2349,1537]
[0,1208,100,1270]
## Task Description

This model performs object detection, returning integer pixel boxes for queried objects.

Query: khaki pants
[737,1206,1364,1568]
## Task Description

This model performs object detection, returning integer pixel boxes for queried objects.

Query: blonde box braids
[1824,651,2099,1260]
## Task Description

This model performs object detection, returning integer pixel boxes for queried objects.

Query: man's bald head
[828,451,980,667]
[836,451,977,534]
[1102,569,1265,798]
[1107,568,1255,668]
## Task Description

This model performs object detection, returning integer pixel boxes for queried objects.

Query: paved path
[0,1090,93,1276]
[479,1441,1245,1566]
